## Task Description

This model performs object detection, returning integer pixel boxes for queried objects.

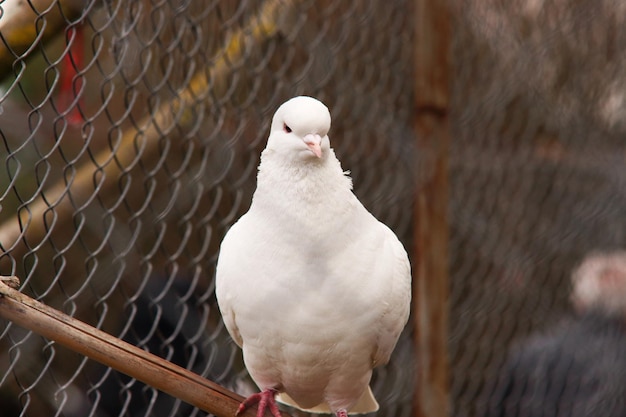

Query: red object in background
[59,24,84,125]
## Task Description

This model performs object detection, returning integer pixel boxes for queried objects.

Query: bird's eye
[283,123,292,133]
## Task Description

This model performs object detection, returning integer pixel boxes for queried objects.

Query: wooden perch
[0,0,293,258]
[0,277,289,417]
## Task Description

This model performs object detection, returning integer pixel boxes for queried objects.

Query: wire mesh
[4,1,625,417]
[451,1,626,416]
[0,1,416,417]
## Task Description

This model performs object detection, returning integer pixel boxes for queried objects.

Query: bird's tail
[276,386,379,415]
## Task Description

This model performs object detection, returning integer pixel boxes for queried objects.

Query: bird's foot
[236,389,281,417]
[336,409,348,417]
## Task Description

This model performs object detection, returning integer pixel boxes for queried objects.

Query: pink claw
[236,389,281,417]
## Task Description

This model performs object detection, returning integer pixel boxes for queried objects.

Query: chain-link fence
[0,1,416,417]
[451,1,626,416]
[1,1,625,417]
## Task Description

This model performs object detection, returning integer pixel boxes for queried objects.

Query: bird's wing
[371,223,412,367]
[220,300,243,347]
[215,223,245,348]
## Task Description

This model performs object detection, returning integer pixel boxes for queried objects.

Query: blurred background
[0,0,624,416]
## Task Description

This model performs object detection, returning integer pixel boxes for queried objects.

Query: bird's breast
[217,205,391,351]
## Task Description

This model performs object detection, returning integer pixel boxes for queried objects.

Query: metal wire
[0,1,415,416]
[451,1,626,416]
[6,1,624,417]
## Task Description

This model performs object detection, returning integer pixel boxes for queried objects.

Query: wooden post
[413,1,451,417]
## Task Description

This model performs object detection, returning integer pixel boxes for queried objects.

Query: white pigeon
[215,96,412,417]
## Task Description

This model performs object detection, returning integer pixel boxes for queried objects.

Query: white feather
[216,96,411,414]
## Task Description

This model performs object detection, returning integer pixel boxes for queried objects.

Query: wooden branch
[0,0,292,258]
[413,0,451,417]
[0,277,288,417]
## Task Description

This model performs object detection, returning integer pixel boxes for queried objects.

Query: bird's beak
[303,134,323,158]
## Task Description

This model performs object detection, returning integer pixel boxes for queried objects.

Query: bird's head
[266,96,332,161]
